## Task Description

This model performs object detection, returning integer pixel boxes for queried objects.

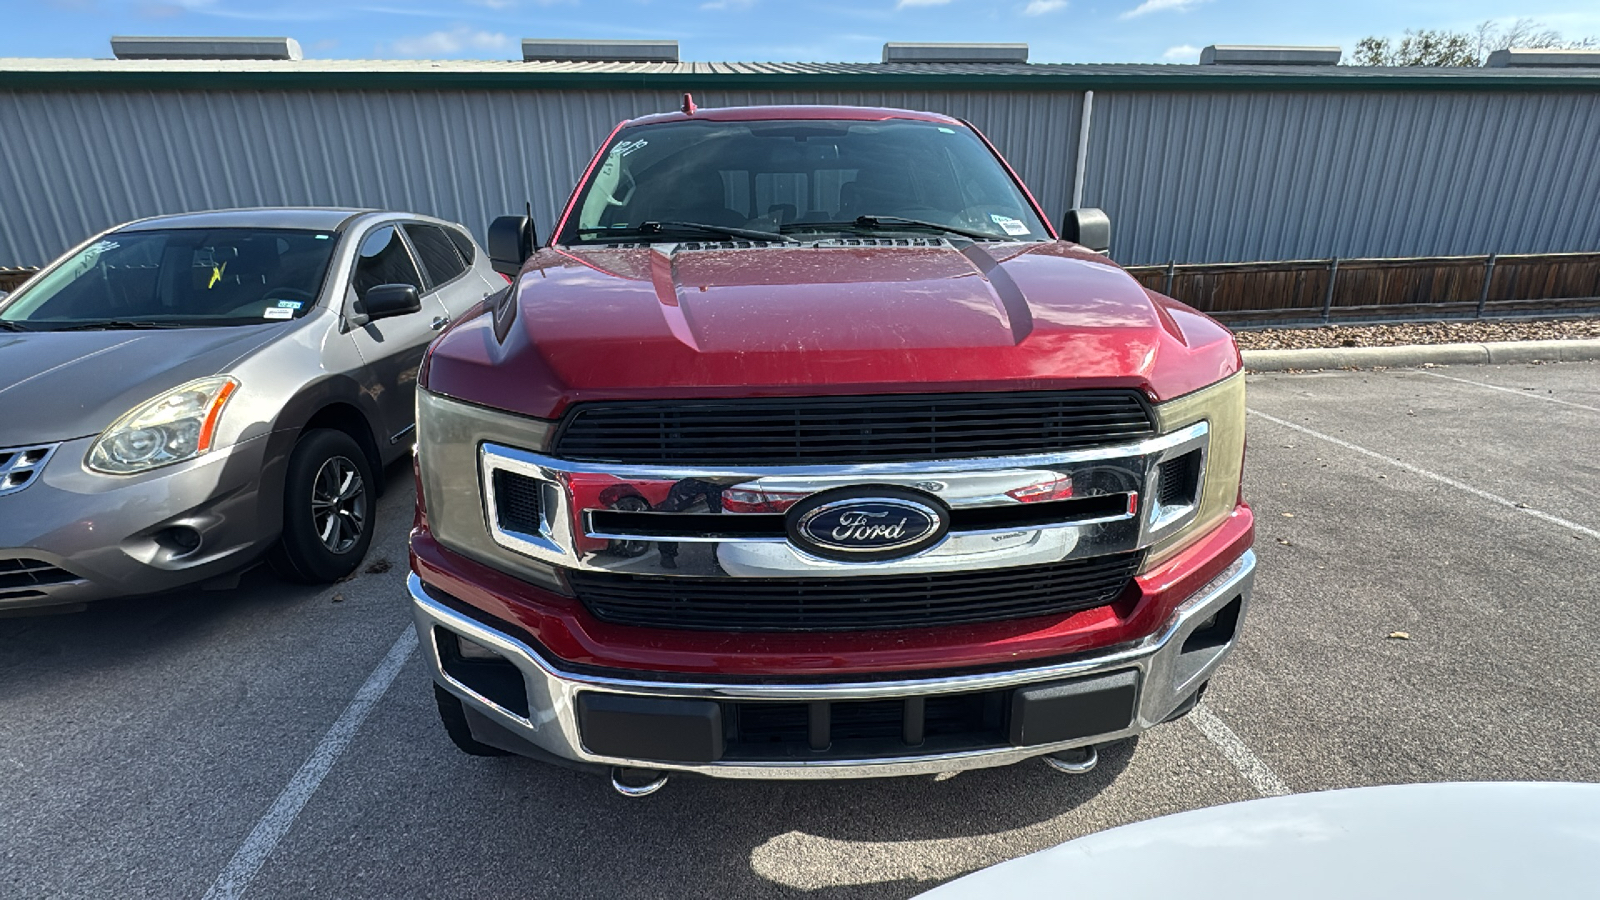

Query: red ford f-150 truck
[409,102,1254,796]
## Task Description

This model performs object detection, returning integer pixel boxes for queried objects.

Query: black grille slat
[492,470,543,535]
[721,690,1010,760]
[571,552,1143,632]
[1158,450,1202,508]
[553,391,1155,465]
[0,558,78,590]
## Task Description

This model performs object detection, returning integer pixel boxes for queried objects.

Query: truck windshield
[563,118,1049,244]
[0,228,336,330]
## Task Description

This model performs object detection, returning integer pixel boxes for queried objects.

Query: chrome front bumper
[411,548,1255,779]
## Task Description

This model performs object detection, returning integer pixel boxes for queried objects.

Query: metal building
[2,54,1599,268]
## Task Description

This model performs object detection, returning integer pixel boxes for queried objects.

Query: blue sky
[7,0,1600,64]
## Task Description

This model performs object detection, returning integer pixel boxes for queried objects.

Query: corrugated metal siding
[1,85,1597,267]
[0,88,1079,266]
[1085,90,1600,265]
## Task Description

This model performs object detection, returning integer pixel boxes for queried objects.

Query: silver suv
[0,208,504,611]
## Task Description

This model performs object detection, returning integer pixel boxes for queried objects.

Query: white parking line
[1248,408,1600,541]
[1188,705,1289,797]
[201,627,417,900]
[1422,370,1600,413]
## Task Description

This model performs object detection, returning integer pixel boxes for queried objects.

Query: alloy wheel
[310,455,367,554]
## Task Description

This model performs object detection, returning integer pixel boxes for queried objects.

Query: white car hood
[917,782,1600,899]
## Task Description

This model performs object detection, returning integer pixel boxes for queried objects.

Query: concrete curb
[1242,338,1600,372]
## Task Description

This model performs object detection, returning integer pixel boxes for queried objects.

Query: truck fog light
[456,635,502,660]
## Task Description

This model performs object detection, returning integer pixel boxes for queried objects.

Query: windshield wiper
[596,221,794,243]
[45,320,188,331]
[0,320,30,332]
[854,216,1001,242]
[782,216,1002,242]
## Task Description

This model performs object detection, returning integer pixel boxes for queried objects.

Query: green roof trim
[5,61,1600,92]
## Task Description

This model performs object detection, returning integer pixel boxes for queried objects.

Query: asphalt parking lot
[5,360,1599,899]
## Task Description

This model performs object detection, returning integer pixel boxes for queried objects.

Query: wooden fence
[1125,252,1600,326]
[0,268,36,293]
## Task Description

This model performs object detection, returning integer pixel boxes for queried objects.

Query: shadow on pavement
[338,718,1140,900]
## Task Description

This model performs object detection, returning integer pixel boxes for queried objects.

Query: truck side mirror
[488,215,537,277]
[1062,208,1111,255]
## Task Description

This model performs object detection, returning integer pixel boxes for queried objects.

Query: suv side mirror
[353,283,421,327]
[1062,208,1111,255]
[488,215,536,277]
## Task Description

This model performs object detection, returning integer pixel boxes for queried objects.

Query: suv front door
[345,223,435,449]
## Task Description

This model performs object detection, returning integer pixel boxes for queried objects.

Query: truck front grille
[551,391,1155,465]
[568,551,1143,632]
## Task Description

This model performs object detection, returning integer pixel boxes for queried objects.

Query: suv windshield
[0,227,337,330]
[563,118,1049,244]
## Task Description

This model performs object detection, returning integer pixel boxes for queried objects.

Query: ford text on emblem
[785,486,950,562]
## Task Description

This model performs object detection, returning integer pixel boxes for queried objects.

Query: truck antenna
[681,92,697,115]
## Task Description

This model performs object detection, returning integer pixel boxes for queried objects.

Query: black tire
[434,684,511,757]
[269,428,376,584]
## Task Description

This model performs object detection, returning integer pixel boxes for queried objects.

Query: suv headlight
[88,376,239,475]
[1145,372,1246,566]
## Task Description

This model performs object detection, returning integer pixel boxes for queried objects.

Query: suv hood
[0,325,279,446]
[422,241,1240,420]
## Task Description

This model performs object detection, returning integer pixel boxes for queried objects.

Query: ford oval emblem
[786,486,950,562]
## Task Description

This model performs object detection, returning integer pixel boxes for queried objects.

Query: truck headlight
[1145,372,1245,565]
[415,388,563,591]
[88,376,239,475]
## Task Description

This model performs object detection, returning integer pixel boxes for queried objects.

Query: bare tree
[1352,18,1598,67]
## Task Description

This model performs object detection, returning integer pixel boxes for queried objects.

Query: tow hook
[1044,746,1099,775]
[610,767,670,797]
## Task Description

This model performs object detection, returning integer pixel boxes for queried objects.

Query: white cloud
[701,0,755,8]
[896,0,952,8]
[1121,0,1203,19]
[1024,0,1066,13]
[1162,43,1200,61]
[388,26,512,57]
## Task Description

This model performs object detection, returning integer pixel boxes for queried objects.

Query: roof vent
[1487,48,1600,68]
[882,43,1028,64]
[521,39,679,63]
[110,36,302,61]
[1199,45,1341,66]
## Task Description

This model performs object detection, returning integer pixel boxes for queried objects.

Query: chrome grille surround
[0,443,59,497]
[479,420,1209,580]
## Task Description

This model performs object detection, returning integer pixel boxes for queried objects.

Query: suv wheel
[434,684,510,756]
[270,428,375,583]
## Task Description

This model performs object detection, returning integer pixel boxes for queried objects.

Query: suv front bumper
[410,549,1255,779]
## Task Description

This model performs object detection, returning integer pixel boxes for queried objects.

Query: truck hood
[0,325,279,446]
[422,241,1240,420]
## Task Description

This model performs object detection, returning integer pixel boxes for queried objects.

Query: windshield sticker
[74,240,120,274]
[263,307,295,320]
[938,127,956,134]
[990,215,1030,236]
[276,300,303,309]
[612,139,649,157]
[208,262,228,289]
